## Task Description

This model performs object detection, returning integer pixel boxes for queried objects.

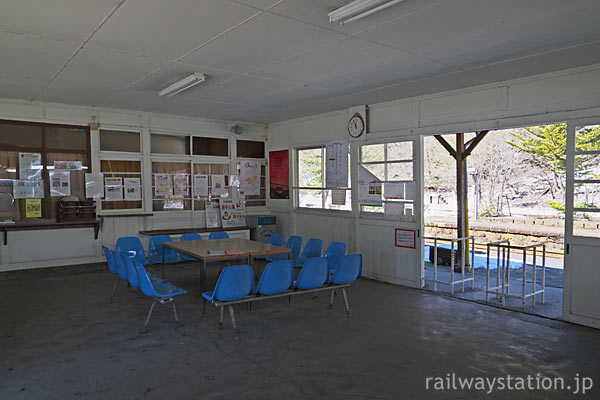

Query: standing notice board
[395,228,416,249]
[219,199,246,228]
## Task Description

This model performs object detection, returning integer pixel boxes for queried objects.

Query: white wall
[0,98,267,271]
[266,62,600,328]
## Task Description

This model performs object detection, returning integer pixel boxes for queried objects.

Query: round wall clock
[348,113,365,138]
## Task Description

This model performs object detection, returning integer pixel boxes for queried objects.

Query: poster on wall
[395,228,416,249]
[211,175,226,195]
[104,177,123,201]
[219,198,246,228]
[325,140,348,188]
[384,182,405,200]
[332,189,346,205]
[154,174,172,196]
[25,199,42,218]
[358,166,382,203]
[193,175,209,197]
[124,177,141,201]
[205,201,221,228]
[54,161,82,170]
[240,161,260,196]
[85,173,104,198]
[13,179,44,199]
[49,170,70,197]
[174,173,188,196]
[269,150,289,199]
[19,153,42,181]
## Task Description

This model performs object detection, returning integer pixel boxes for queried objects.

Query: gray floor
[1,263,599,399]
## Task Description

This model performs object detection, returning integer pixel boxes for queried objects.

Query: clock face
[348,115,365,138]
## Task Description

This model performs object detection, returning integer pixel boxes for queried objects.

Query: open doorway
[420,124,592,320]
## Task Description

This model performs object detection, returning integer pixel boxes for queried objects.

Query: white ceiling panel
[89,0,259,59]
[188,76,300,104]
[180,12,345,74]
[0,0,122,42]
[357,0,600,69]
[252,37,446,86]
[132,62,240,92]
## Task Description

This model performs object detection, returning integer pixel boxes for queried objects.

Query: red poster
[269,150,289,199]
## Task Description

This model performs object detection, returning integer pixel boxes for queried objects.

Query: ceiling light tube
[158,73,206,97]
[329,0,405,24]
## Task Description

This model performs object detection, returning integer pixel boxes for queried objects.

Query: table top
[164,238,290,261]
[139,226,251,236]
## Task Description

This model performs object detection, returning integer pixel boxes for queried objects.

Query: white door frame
[563,117,600,328]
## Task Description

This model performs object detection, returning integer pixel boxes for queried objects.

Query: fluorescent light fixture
[328,0,405,24]
[158,73,206,97]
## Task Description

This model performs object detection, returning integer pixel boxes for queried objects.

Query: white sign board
[219,198,246,228]
[104,177,123,201]
[326,140,348,188]
[193,175,209,197]
[85,173,104,198]
[240,161,260,196]
[13,179,44,199]
[124,177,141,201]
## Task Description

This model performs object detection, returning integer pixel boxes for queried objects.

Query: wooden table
[163,239,291,316]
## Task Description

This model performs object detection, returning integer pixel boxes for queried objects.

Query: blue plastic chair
[255,260,294,295]
[294,257,328,290]
[296,238,323,267]
[134,260,187,330]
[115,236,151,266]
[324,242,347,273]
[328,254,362,317]
[120,252,141,289]
[267,235,302,262]
[255,233,285,261]
[147,235,181,264]
[179,233,202,261]
[103,246,122,301]
[202,264,254,340]
[209,231,230,240]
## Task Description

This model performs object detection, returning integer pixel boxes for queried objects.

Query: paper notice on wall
[124,177,141,201]
[13,179,44,199]
[193,175,209,197]
[154,174,172,196]
[54,161,82,170]
[359,165,381,202]
[104,177,123,201]
[174,173,188,196]
[332,189,346,205]
[240,161,260,196]
[211,175,226,195]
[85,173,104,198]
[229,175,240,188]
[326,140,348,188]
[19,153,42,181]
[49,170,70,197]
[384,202,406,220]
[384,182,404,199]
[205,201,221,228]
[219,198,246,228]
[25,199,42,218]
[404,181,416,201]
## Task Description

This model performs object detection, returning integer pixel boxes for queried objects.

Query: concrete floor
[1,263,599,399]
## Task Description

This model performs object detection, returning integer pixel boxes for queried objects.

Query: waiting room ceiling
[2,0,600,123]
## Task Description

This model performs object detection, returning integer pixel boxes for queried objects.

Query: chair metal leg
[108,276,119,302]
[218,306,224,329]
[144,301,157,330]
[228,305,239,341]
[329,289,335,309]
[171,299,179,323]
[341,288,352,318]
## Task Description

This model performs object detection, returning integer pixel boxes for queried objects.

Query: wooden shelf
[0,219,101,245]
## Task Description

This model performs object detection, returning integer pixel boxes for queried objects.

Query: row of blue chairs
[114,232,231,266]
[103,246,187,331]
[203,254,362,340]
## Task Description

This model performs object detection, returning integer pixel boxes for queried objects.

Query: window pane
[101,160,142,210]
[573,182,600,210]
[388,162,413,181]
[237,140,265,158]
[575,124,600,152]
[387,141,412,161]
[298,148,322,188]
[0,122,42,148]
[575,154,600,180]
[193,137,228,156]
[151,134,189,155]
[362,163,385,181]
[46,152,89,217]
[46,127,88,150]
[298,189,322,208]
[100,130,140,152]
[361,144,384,162]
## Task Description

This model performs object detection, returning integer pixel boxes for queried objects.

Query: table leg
[162,246,165,279]
[202,259,207,319]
